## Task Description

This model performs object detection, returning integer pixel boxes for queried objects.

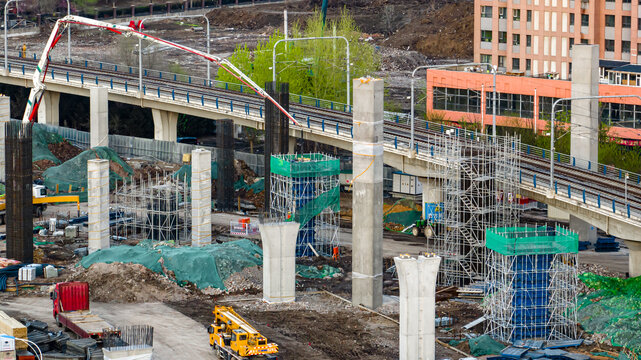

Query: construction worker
[21,44,26,58]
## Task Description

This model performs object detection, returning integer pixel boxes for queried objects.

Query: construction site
[0,1,638,360]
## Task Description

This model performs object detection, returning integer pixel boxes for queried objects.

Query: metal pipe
[140,14,211,85]
[66,0,70,62]
[272,36,350,107]
[4,0,17,72]
[549,94,641,190]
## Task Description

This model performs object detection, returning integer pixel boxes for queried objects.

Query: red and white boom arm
[22,15,300,126]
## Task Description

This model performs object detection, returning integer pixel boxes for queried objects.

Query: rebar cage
[112,172,191,244]
[269,153,340,257]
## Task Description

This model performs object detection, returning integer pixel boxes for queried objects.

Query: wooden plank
[0,310,27,350]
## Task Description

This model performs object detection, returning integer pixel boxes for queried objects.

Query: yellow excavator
[0,184,80,224]
[208,305,278,360]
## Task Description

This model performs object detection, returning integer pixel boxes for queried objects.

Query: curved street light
[4,0,17,72]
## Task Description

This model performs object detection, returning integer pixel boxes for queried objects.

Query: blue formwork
[293,178,316,257]
[510,254,552,341]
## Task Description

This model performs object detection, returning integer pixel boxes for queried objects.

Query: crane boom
[22,15,301,127]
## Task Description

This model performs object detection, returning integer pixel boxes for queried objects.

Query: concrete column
[395,254,441,360]
[88,159,109,254]
[548,205,570,221]
[288,136,296,154]
[0,96,9,182]
[419,177,442,220]
[625,240,641,277]
[570,45,599,244]
[259,221,298,303]
[351,77,384,309]
[37,91,60,126]
[151,109,178,142]
[191,148,212,247]
[90,87,109,148]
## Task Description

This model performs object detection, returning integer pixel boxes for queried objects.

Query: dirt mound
[207,8,285,30]
[33,159,56,180]
[234,159,257,183]
[48,140,82,163]
[66,262,192,303]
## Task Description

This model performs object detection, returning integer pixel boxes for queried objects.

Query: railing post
[307,116,310,128]
[172,89,175,100]
[322,119,325,131]
[66,72,69,82]
[111,79,113,89]
[186,92,190,103]
[158,87,161,98]
[533,174,537,188]
[597,194,601,208]
[125,81,128,92]
[582,189,586,203]
[201,95,204,106]
[81,74,84,84]
[230,100,233,112]
[567,184,571,198]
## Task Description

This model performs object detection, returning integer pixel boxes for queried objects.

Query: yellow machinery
[0,185,80,224]
[208,305,278,360]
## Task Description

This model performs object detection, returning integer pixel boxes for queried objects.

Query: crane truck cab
[209,305,278,359]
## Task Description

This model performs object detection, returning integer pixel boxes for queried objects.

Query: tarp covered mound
[577,273,641,355]
[172,162,219,183]
[32,123,65,164]
[79,239,263,290]
[43,147,133,198]
[383,199,422,231]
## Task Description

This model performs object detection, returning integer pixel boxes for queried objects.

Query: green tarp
[80,239,263,290]
[296,264,341,279]
[270,153,340,178]
[293,185,339,227]
[172,162,219,183]
[468,335,505,356]
[577,273,641,355]
[486,226,578,256]
[32,123,65,164]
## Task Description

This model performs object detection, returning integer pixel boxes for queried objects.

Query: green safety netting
[270,153,340,178]
[485,226,578,256]
[43,147,133,201]
[296,264,341,279]
[172,162,219,183]
[293,185,339,226]
[80,239,263,290]
[234,176,265,193]
[468,335,505,356]
[383,199,422,230]
[577,273,641,355]
[0,183,4,196]
[32,123,65,164]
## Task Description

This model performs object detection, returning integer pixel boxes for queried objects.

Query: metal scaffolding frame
[269,153,340,257]
[428,134,521,287]
[112,172,191,243]
[485,225,579,342]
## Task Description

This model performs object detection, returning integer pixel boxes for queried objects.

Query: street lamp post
[4,0,17,72]
[410,62,496,151]
[549,94,641,189]
[272,36,350,107]
[66,0,70,62]
[138,14,210,93]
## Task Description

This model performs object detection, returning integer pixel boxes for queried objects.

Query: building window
[569,38,574,50]
[513,9,520,21]
[481,30,493,42]
[526,35,532,47]
[513,34,520,45]
[638,43,641,55]
[606,39,615,51]
[527,10,532,22]
[623,41,631,53]
[623,0,631,4]
[499,31,507,43]
[605,15,615,27]
[498,56,506,68]
[569,13,574,26]
[499,7,507,19]
[623,16,631,28]
[433,87,481,114]
[481,6,493,18]
[481,54,492,64]
[581,39,589,44]
[512,58,520,70]
[526,59,531,71]
[485,93,535,118]
[581,14,589,27]
[638,18,641,29]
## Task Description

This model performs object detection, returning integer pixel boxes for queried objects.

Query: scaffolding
[485,225,579,343]
[269,153,340,257]
[428,134,521,287]
[112,172,191,243]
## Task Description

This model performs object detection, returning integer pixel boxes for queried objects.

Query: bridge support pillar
[0,96,9,183]
[570,45,599,244]
[395,254,441,360]
[88,159,109,254]
[548,205,570,221]
[37,91,60,126]
[90,87,109,148]
[151,109,178,142]
[352,77,384,310]
[259,221,298,303]
[191,148,212,247]
[419,177,442,221]
[288,136,296,154]
[625,240,641,277]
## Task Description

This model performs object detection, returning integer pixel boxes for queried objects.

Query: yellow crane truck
[0,185,80,224]
[208,305,279,360]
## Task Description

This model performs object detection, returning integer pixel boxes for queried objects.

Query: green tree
[216,9,380,104]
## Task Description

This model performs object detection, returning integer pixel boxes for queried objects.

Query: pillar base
[569,215,597,244]
[152,109,178,142]
[625,240,641,277]
[259,222,298,303]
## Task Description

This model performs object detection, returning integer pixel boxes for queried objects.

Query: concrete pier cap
[394,253,441,360]
[259,221,299,303]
